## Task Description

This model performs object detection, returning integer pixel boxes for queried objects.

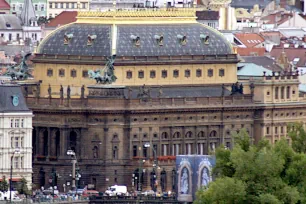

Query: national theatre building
[22,9,306,193]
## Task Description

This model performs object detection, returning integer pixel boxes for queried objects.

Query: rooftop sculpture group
[88,55,117,84]
[5,53,32,80]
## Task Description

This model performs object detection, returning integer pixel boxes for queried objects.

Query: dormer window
[64,33,73,45]
[6,22,11,28]
[200,34,209,44]
[177,34,187,45]
[154,34,163,46]
[87,34,97,46]
[130,35,140,46]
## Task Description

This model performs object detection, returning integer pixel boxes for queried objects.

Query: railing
[90,195,180,203]
[25,94,254,111]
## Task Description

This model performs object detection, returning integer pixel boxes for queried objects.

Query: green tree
[288,122,306,153]
[194,177,246,204]
[17,178,30,196]
[0,176,8,192]
[195,129,306,204]
[231,128,251,152]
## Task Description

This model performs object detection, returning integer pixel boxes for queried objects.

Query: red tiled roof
[237,47,266,56]
[270,47,306,67]
[261,12,292,25]
[234,33,265,48]
[0,0,10,9]
[46,11,77,27]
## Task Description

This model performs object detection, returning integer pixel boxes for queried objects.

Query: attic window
[200,34,209,44]
[130,35,140,46]
[87,34,97,46]
[64,33,73,45]
[177,34,187,45]
[6,22,11,28]
[154,34,164,46]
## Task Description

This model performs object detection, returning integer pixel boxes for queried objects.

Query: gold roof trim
[77,8,196,18]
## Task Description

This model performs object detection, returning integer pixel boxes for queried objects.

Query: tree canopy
[17,178,30,196]
[195,125,306,204]
[0,176,8,192]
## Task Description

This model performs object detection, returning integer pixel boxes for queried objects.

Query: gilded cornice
[76,9,197,24]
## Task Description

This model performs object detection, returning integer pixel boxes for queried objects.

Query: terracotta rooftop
[0,0,10,9]
[270,47,306,67]
[261,11,292,25]
[234,33,265,47]
[46,11,77,27]
[196,11,219,21]
[237,47,266,56]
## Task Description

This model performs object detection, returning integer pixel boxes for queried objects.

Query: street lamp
[10,148,20,203]
[67,150,77,193]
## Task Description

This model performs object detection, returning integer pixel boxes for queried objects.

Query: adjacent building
[0,0,10,14]
[9,0,46,17]
[0,84,33,188]
[47,0,89,18]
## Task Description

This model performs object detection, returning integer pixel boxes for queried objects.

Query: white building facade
[0,85,33,188]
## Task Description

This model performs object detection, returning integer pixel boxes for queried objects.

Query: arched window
[197,131,205,138]
[210,131,217,137]
[185,131,192,138]
[173,132,180,138]
[93,146,98,158]
[69,131,77,153]
[160,169,167,192]
[161,132,168,139]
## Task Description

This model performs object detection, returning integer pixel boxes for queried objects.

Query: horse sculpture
[88,55,117,84]
[4,53,32,80]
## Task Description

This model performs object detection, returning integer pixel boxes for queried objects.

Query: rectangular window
[70,69,77,78]
[59,69,65,77]
[185,70,190,78]
[55,3,58,8]
[82,70,88,78]
[173,70,179,78]
[162,70,167,78]
[12,4,15,11]
[15,119,19,128]
[60,3,63,8]
[9,33,12,41]
[49,2,52,8]
[219,69,225,77]
[15,137,19,148]
[150,70,156,78]
[47,69,53,77]
[138,70,144,79]
[35,4,38,10]
[275,87,279,99]
[275,127,278,134]
[143,147,148,157]
[21,119,24,128]
[133,145,137,157]
[20,157,23,168]
[281,126,284,134]
[41,5,44,11]
[266,127,270,134]
[226,142,231,149]
[196,69,202,77]
[153,144,157,158]
[208,69,213,77]
[21,137,24,148]
[11,119,14,128]
[281,87,285,99]
[126,71,132,79]
[113,146,118,159]
[14,157,19,168]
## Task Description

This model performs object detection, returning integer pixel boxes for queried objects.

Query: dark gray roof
[242,56,283,71]
[230,0,272,10]
[38,24,111,56]
[0,15,22,30]
[125,86,231,99]
[0,45,33,56]
[0,84,30,112]
[38,23,233,57]
[196,11,219,21]
[116,24,232,56]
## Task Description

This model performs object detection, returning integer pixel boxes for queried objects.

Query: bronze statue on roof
[4,53,32,80]
[88,55,117,84]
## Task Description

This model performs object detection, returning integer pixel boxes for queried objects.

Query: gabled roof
[270,47,306,67]
[242,56,283,71]
[261,11,292,24]
[196,11,219,21]
[234,33,265,47]
[0,15,22,30]
[0,0,10,9]
[237,62,273,76]
[46,11,77,27]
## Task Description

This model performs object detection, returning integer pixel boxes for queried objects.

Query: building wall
[10,0,47,17]
[0,112,33,187]
[0,30,23,42]
[47,0,89,18]
[34,63,238,97]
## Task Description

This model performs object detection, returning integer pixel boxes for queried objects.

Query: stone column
[50,130,56,157]
[35,127,40,161]
[59,128,67,157]
[39,129,44,156]
[47,127,51,160]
